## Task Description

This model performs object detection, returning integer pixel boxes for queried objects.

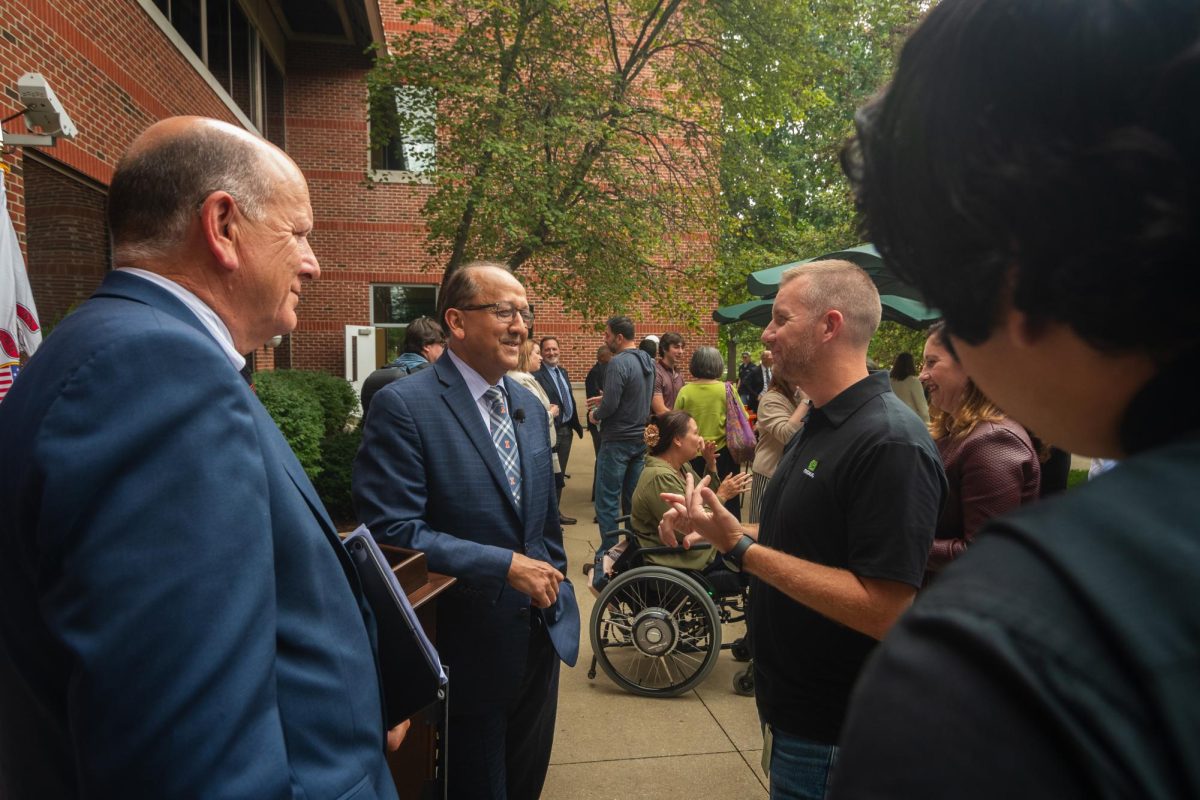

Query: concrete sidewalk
[544,409,767,799]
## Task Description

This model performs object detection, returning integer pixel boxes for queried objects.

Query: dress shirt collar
[447,347,510,428]
[116,267,245,371]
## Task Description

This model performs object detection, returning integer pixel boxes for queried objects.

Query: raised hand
[659,472,743,552]
[716,471,753,503]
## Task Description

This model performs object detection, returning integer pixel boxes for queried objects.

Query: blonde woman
[508,339,562,486]
[920,323,1040,573]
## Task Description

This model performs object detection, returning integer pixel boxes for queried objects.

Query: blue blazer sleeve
[32,333,298,796]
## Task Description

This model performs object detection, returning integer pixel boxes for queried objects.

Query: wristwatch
[723,534,756,573]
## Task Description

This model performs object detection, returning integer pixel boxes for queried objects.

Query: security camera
[17,73,76,139]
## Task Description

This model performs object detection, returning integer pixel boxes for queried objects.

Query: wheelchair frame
[585,518,753,698]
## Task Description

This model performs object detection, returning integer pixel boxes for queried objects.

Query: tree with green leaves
[369,0,829,324]
[717,1,932,356]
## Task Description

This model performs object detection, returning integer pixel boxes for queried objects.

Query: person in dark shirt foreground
[832,0,1200,796]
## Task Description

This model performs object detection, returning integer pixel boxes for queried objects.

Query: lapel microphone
[512,408,526,425]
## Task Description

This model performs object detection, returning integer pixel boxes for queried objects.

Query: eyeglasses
[459,303,533,326]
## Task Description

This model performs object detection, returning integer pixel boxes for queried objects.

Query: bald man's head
[107,117,292,265]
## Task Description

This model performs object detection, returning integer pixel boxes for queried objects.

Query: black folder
[344,526,448,727]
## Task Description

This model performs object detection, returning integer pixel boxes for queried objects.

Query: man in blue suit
[354,262,580,800]
[0,117,398,798]
[533,335,583,525]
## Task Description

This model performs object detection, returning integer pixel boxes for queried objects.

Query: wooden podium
[376,543,455,800]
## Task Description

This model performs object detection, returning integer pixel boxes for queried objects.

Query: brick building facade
[1,0,717,381]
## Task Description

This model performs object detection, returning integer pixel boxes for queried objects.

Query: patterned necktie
[554,367,573,421]
[483,386,521,508]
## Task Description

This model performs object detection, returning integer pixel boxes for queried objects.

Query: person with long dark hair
[630,410,750,570]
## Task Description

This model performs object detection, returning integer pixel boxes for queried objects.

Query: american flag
[0,363,14,403]
[2,169,41,404]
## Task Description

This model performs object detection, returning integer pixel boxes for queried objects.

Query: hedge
[253,371,324,479]
[313,428,363,526]
[255,369,359,437]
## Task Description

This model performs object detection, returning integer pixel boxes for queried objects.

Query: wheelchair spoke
[590,567,729,697]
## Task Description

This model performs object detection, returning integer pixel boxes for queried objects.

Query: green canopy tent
[712,294,939,329]
[714,243,940,330]
[746,244,921,301]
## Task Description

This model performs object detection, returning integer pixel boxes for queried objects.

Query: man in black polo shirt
[661,260,945,799]
[825,2,1200,797]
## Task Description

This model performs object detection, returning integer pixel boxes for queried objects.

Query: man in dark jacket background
[587,315,655,587]
[360,316,445,416]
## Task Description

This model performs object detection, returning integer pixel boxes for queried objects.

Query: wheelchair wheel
[589,566,722,697]
[730,637,751,663]
[732,666,755,697]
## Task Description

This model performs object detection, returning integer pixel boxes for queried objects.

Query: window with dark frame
[371,285,439,364]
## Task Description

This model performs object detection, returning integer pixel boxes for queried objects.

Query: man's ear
[822,309,845,341]
[199,191,239,272]
[443,309,467,341]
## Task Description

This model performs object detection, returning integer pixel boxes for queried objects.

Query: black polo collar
[811,371,892,429]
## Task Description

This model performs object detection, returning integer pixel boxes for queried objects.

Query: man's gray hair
[108,124,276,263]
[780,260,882,348]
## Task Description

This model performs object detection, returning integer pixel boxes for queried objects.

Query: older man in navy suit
[354,262,580,800]
[0,118,397,798]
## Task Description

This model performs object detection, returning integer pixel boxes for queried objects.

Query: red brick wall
[1,0,720,381]
[22,157,109,329]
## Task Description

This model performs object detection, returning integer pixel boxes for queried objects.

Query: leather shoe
[559,515,577,525]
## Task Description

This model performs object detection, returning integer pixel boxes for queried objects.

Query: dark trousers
[554,424,574,501]
[588,427,601,501]
[690,446,742,520]
[447,619,560,799]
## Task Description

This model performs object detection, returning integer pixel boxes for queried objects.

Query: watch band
[724,534,756,572]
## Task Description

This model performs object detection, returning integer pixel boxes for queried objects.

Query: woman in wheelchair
[587,409,755,697]
[631,410,751,571]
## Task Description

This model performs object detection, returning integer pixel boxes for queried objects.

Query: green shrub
[313,427,363,527]
[254,369,359,437]
[254,372,324,479]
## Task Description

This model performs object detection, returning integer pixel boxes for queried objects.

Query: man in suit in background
[354,262,580,799]
[534,335,583,525]
[0,117,398,798]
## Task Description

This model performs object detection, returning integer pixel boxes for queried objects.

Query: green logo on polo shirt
[803,458,819,478]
